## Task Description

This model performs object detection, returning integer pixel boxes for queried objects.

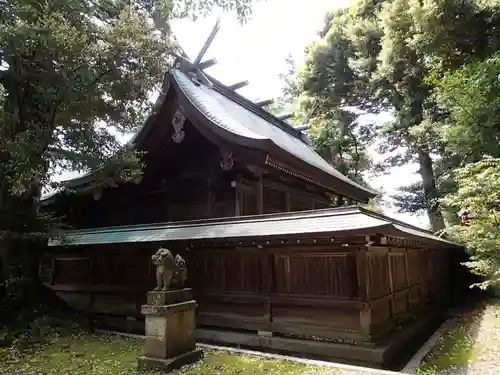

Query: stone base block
[138,349,203,373]
[147,289,193,306]
[258,330,273,337]
[142,300,197,359]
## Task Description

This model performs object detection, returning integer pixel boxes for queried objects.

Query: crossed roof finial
[175,18,310,134]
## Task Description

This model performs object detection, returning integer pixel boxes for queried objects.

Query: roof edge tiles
[40,69,377,204]
[171,70,377,200]
[39,74,173,204]
[48,206,459,247]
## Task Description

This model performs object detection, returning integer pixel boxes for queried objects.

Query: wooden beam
[263,178,329,206]
[356,249,369,301]
[294,124,309,131]
[198,58,217,70]
[277,113,294,121]
[388,251,395,317]
[228,81,249,91]
[206,178,214,217]
[232,180,256,195]
[257,176,264,214]
[234,175,243,216]
[193,18,220,67]
[255,99,274,107]
[235,190,242,216]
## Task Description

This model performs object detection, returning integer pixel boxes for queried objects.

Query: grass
[0,332,322,375]
[415,298,500,375]
[415,324,479,375]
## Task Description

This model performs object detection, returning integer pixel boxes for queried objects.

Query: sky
[170,0,427,228]
[52,0,427,228]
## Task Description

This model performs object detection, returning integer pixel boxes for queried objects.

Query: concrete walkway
[96,329,407,375]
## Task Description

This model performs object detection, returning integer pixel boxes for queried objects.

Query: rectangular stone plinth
[147,288,193,306]
[138,349,203,373]
[143,300,197,359]
[141,300,197,316]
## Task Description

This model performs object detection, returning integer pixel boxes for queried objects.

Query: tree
[308,109,373,186]
[271,12,378,187]
[430,52,500,162]
[295,0,500,232]
[441,157,500,289]
[0,0,256,302]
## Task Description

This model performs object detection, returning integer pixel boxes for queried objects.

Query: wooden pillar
[387,249,395,318]
[165,185,173,222]
[87,248,96,314]
[257,175,264,214]
[359,307,372,337]
[356,247,369,302]
[206,178,214,217]
[357,245,371,338]
[234,189,242,216]
[50,255,57,285]
[285,192,291,212]
[233,175,242,216]
[404,248,410,307]
[260,248,273,335]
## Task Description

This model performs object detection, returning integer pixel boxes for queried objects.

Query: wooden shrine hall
[41,22,465,370]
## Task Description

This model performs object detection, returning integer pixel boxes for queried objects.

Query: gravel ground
[417,297,500,375]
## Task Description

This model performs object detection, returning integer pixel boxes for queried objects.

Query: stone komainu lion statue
[151,248,188,291]
[174,254,187,287]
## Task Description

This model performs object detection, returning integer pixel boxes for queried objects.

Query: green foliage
[308,109,373,185]
[0,0,257,290]
[441,157,500,289]
[0,0,256,198]
[271,9,377,187]
[0,333,323,375]
[430,52,500,161]
[289,0,500,231]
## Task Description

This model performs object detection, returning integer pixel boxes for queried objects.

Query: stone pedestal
[138,289,203,372]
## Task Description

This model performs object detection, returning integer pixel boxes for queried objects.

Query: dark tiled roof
[172,70,377,198]
[48,206,458,247]
[41,69,377,203]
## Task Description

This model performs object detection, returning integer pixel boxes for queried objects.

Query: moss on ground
[0,332,321,375]
[415,325,479,375]
[415,298,500,375]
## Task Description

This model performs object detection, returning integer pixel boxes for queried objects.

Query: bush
[441,157,500,289]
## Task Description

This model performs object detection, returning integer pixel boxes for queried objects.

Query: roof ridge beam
[255,99,274,107]
[277,113,294,121]
[294,124,309,131]
[193,18,221,67]
[228,81,249,91]
[198,58,217,70]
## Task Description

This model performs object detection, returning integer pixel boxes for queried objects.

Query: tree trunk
[0,173,44,300]
[417,148,446,232]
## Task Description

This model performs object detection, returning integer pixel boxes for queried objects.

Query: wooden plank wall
[366,246,452,338]
[41,240,455,345]
[188,246,365,342]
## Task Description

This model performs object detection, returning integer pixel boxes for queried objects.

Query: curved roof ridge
[202,72,308,142]
[171,70,377,199]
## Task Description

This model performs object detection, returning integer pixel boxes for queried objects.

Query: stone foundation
[138,289,203,372]
[138,349,203,372]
